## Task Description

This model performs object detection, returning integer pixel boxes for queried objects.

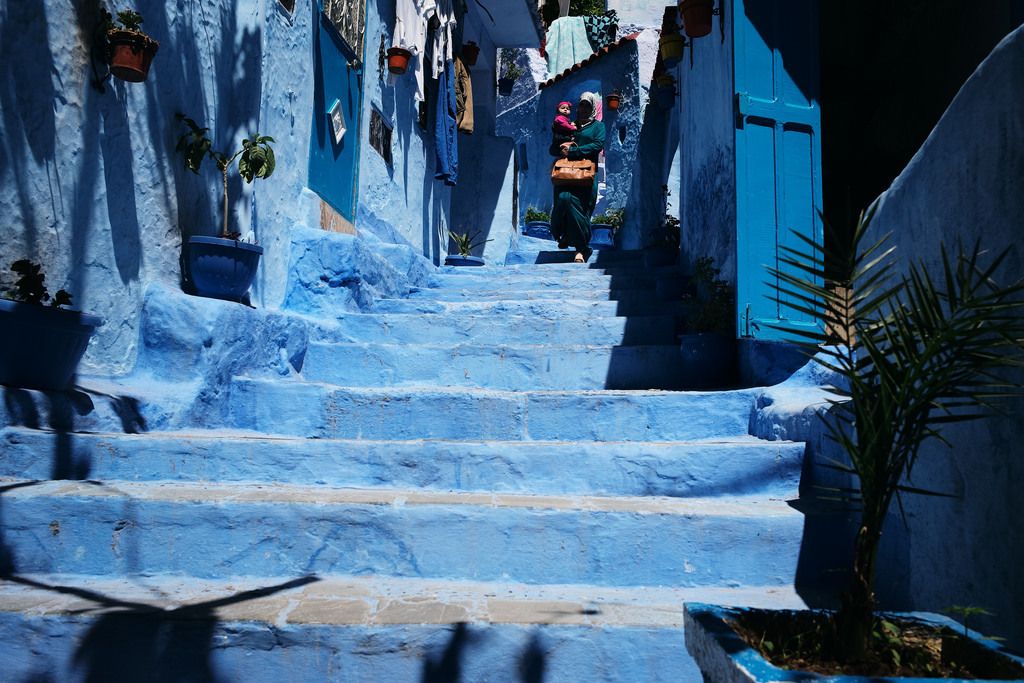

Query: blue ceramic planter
[684,603,1024,683]
[589,224,615,250]
[523,221,554,240]
[188,235,263,301]
[443,255,485,267]
[0,299,103,390]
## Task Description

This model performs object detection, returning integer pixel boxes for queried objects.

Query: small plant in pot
[684,208,1024,679]
[445,231,491,267]
[0,260,103,391]
[523,206,553,240]
[678,255,735,389]
[176,113,276,302]
[103,8,159,83]
[497,49,524,96]
[590,207,623,250]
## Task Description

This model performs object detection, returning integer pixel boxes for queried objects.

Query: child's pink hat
[558,101,572,108]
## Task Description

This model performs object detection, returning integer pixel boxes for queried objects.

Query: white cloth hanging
[392,0,429,101]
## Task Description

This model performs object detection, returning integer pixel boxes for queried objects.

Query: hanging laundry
[427,0,457,80]
[545,16,592,76]
[435,60,459,185]
[583,10,619,52]
[454,56,474,134]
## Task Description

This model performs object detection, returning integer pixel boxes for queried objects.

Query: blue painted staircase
[0,239,808,681]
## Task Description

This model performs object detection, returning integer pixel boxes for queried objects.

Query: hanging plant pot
[461,41,480,66]
[0,300,103,391]
[187,236,263,302]
[107,29,159,82]
[444,255,486,267]
[678,0,714,38]
[659,32,685,67]
[497,77,515,96]
[387,47,412,75]
[605,91,622,110]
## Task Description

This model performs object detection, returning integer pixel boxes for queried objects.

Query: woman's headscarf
[576,92,601,126]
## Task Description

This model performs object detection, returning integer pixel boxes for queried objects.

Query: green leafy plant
[770,206,1024,661]
[652,213,680,250]
[115,9,143,31]
[175,113,276,240]
[591,207,625,232]
[6,260,73,308]
[499,48,524,81]
[448,231,492,257]
[524,207,550,223]
[944,605,998,639]
[685,256,733,335]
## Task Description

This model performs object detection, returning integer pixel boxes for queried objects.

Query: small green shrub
[524,207,550,223]
[592,207,624,231]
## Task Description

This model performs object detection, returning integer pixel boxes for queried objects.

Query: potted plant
[175,113,276,302]
[685,208,1024,678]
[461,41,480,66]
[444,231,491,267]
[590,207,623,249]
[678,0,714,38]
[497,49,524,96]
[387,46,412,74]
[523,207,553,240]
[0,260,103,391]
[104,8,159,83]
[678,256,735,389]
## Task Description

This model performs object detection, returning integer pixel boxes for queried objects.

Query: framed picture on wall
[328,99,347,145]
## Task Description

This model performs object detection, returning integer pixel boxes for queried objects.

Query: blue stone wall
[865,24,1024,648]
[0,0,318,374]
[673,1,736,281]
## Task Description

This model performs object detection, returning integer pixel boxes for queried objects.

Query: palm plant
[771,205,1024,661]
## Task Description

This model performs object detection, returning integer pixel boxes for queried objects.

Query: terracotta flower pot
[107,29,159,82]
[606,92,622,110]
[387,47,412,75]
[461,41,480,66]
[678,0,714,38]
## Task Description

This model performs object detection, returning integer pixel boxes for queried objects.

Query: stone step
[319,311,680,346]
[226,378,760,441]
[439,262,679,277]
[370,297,690,318]
[426,271,670,292]
[405,286,668,303]
[0,428,803,499]
[0,575,804,682]
[303,341,687,390]
[0,480,803,587]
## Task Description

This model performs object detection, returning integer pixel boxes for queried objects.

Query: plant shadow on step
[420,623,547,683]
[4,573,319,682]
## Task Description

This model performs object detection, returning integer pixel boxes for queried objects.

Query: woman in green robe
[549,92,606,263]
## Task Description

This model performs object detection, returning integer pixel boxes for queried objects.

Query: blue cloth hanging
[435,60,459,186]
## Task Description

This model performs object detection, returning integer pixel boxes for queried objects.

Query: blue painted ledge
[683,603,1024,682]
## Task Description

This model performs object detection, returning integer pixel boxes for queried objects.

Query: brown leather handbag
[551,158,597,186]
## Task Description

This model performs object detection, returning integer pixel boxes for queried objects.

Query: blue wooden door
[309,1,365,222]
[734,0,823,340]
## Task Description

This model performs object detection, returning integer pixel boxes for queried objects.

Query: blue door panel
[734,0,822,340]
[309,6,363,222]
